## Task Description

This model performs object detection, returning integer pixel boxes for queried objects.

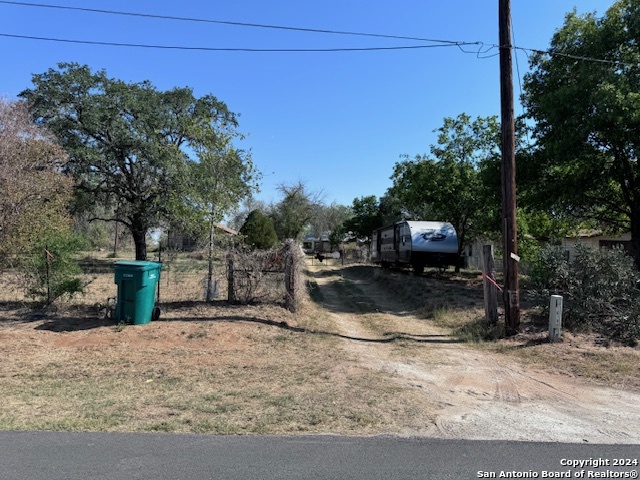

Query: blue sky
[0,0,615,208]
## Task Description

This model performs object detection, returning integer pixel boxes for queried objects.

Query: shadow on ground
[0,298,462,344]
[158,314,464,344]
[307,264,484,318]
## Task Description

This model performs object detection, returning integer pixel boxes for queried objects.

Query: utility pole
[499,0,520,335]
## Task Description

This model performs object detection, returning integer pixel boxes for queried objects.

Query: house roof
[565,229,630,240]
[215,224,238,236]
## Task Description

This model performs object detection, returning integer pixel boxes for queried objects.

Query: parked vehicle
[371,221,459,274]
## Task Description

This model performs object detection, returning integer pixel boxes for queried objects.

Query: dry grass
[0,259,428,434]
[0,302,427,434]
[359,265,640,390]
[1,260,638,435]
[492,331,640,390]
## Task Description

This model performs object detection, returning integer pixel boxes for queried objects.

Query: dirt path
[311,264,640,444]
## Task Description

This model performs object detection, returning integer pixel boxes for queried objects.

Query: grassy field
[0,297,432,434]
[0,259,638,434]
[0,254,426,434]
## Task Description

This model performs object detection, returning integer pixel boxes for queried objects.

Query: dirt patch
[310,264,640,444]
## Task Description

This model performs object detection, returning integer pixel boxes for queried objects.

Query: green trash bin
[113,260,162,325]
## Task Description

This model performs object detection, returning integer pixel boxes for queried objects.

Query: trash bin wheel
[152,306,161,321]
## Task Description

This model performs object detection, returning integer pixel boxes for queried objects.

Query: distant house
[462,231,632,271]
[561,230,631,261]
[167,224,238,251]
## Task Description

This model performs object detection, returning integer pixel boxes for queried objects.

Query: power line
[0,0,635,66]
[514,45,639,68]
[0,0,467,46]
[0,33,475,52]
[1,29,632,66]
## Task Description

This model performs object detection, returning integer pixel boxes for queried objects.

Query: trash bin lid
[113,260,162,271]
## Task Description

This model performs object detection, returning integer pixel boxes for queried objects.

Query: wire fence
[0,250,227,305]
[0,243,327,307]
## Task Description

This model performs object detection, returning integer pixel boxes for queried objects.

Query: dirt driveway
[311,264,640,444]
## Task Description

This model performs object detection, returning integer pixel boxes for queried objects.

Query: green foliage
[20,63,245,261]
[23,232,88,304]
[529,246,571,294]
[522,1,640,266]
[529,244,640,343]
[187,142,258,240]
[0,99,73,258]
[343,195,383,242]
[77,220,112,250]
[389,114,501,261]
[307,203,352,245]
[240,210,279,250]
[377,194,405,226]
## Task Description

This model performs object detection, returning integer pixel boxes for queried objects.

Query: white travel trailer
[371,220,459,274]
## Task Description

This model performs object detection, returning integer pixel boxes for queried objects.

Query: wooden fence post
[227,252,235,302]
[284,240,296,312]
[483,244,499,324]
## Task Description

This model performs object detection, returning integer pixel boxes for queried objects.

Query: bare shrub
[529,244,640,343]
[227,241,306,309]
[227,246,286,304]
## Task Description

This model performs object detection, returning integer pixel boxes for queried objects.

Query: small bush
[239,210,279,250]
[529,244,640,343]
[22,232,88,304]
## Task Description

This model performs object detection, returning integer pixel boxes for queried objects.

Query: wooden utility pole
[499,0,520,335]
[482,245,499,324]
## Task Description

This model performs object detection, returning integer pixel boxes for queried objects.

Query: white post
[548,295,563,342]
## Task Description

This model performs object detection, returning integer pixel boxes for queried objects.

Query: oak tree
[21,63,243,260]
[389,114,501,269]
[523,1,640,267]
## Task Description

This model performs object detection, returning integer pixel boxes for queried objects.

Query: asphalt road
[1,432,638,480]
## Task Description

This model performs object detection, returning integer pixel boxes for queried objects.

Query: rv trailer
[371,220,459,274]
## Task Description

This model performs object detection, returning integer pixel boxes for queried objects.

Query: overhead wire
[512,21,524,107]
[0,0,636,66]
[0,0,468,45]
[511,18,533,146]
[0,33,477,52]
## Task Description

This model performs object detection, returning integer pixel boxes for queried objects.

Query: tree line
[1,0,639,284]
[332,1,640,270]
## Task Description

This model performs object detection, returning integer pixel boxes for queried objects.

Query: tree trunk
[227,252,235,302]
[113,221,119,257]
[630,214,640,270]
[455,229,465,273]
[131,226,147,261]
[206,220,215,301]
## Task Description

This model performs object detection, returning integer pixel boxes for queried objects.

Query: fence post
[284,240,296,312]
[482,244,499,324]
[45,244,51,305]
[548,295,563,342]
[227,252,235,302]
